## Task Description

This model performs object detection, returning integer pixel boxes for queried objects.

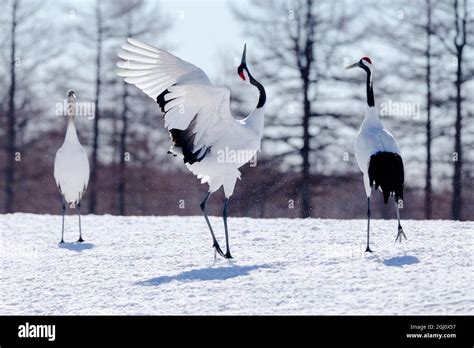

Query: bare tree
[424,0,435,219]
[106,0,171,215]
[450,0,470,220]
[4,0,19,213]
[87,0,103,214]
[434,0,472,220]
[233,0,364,217]
[1,0,59,213]
[69,0,169,214]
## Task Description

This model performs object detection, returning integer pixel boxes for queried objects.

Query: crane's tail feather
[368,151,404,204]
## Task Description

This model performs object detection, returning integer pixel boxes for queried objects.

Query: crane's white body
[355,106,400,198]
[117,38,265,197]
[54,116,90,206]
[184,96,265,196]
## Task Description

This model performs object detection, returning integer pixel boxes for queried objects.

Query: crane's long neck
[247,70,266,109]
[243,70,266,136]
[65,119,80,145]
[358,65,383,129]
[65,101,80,144]
[361,65,374,107]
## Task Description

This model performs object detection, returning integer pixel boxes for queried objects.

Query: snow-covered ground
[1,213,472,315]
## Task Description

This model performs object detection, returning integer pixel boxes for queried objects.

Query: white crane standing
[116,38,266,259]
[346,57,407,252]
[54,90,90,244]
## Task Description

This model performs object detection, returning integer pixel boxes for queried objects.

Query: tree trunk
[117,16,132,216]
[301,80,311,218]
[299,0,314,218]
[451,0,466,220]
[89,0,102,214]
[424,0,433,219]
[5,0,18,213]
[118,81,128,216]
[451,50,463,220]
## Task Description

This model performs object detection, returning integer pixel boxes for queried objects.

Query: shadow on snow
[137,264,270,286]
[383,255,420,267]
[58,242,95,252]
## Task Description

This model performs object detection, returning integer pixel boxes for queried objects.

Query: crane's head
[237,44,250,83]
[67,90,77,101]
[236,43,266,108]
[345,57,373,71]
[66,90,76,117]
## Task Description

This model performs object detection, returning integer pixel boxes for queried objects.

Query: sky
[159,0,246,81]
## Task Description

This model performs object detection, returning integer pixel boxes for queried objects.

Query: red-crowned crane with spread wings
[117,38,266,259]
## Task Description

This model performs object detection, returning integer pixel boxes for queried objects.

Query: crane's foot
[77,237,84,243]
[213,241,224,257]
[395,227,407,243]
[365,246,373,253]
[60,239,65,244]
[224,251,233,259]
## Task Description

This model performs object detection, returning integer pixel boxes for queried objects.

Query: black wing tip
[169,117,210,165]
[158,89,210,165]
[157,84,179,113]
[156,89,170,112]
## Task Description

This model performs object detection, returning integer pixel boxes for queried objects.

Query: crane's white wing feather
[117,38,211,100]
[355,126,400,174]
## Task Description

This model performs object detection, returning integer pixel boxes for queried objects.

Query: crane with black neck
[117,39,266,259]
[346,57,406,252]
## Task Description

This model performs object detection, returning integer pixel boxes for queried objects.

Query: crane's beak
[241,43,247,65]
[345,62,360,70]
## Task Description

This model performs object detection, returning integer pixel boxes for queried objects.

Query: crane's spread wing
[116,38,211,100]
[116,38,245,165]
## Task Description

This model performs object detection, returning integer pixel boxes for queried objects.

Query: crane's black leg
[200,191,224,257]
[77,201,84,243]
[394,199,407,243]
[60,200,66,244]
[366,197,373,252]
[223,197,232,259]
